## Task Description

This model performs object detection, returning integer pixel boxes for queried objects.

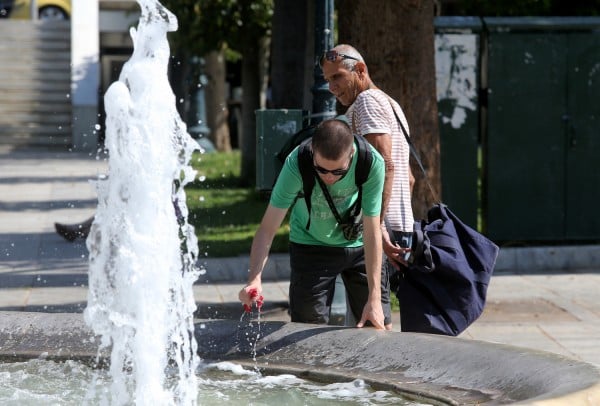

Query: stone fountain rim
[0,312,598,405]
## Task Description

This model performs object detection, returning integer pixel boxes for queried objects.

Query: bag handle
[389,102,440,203]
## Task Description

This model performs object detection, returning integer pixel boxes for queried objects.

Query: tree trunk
[240,35,271,186]
[338,0,440,219]
[204,49,231,152]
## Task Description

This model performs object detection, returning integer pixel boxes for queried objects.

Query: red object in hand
[243,287,264,313]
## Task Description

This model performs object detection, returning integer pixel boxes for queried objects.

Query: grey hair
[333,44,364,71]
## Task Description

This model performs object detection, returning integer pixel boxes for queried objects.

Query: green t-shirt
[270,141,385,247]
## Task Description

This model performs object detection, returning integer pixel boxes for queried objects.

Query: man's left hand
[356,300,385,330]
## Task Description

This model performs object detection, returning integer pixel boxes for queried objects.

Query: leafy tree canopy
[160,0,273,59]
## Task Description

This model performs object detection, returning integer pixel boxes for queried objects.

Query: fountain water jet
[83,1,200,404]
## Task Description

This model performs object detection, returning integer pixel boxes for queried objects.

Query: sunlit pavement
[1,144,598,369]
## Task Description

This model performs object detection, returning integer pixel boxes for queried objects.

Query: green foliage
[185,150,289,257]
[160,0,202,54]
[160,0,274,58]
[391,294,400,312]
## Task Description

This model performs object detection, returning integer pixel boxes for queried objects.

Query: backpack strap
[297,137,315,230]
[351,134,373,217]
[353,134,372,186]
[297,134,372,230]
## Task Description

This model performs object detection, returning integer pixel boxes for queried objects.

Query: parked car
[0,0,70,20]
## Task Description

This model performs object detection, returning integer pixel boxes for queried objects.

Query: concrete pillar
[71,0,99,151]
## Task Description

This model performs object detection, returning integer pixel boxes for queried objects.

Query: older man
[320,44,415,329]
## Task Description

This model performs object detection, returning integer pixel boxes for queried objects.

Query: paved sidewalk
[0,144,599,369]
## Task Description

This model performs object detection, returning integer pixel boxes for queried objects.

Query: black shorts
[288,242,392,326]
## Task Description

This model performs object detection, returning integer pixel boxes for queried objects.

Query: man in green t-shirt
[238,119,389,329]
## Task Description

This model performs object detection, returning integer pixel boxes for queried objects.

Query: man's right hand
[239,284,264,313]
[382,228,410,269]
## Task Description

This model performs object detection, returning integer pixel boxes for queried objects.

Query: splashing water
[84,1,200,404]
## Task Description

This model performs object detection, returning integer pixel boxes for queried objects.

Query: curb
[197,245,600,281]
[496,244,600,272]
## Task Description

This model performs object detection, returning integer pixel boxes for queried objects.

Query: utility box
[256,109,306,191]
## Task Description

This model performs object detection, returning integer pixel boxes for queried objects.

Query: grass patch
[185,150,289,258]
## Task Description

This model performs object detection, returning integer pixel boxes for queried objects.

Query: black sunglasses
[313,164,349,176]
[319,50,360,67]
[313,153,353,176]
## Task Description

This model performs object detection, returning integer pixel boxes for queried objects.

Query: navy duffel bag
[395,203,499,336]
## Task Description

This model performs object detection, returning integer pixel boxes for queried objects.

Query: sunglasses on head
[319,50,360,68]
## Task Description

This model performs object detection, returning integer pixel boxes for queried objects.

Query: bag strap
[316,175,346,225]
[389,101,439,203]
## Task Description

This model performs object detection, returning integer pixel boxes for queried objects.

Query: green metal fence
[485,17,600,241]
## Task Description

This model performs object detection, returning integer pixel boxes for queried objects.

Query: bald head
[333,44,365,71]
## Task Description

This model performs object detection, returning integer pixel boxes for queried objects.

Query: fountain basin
[0,311,598,405]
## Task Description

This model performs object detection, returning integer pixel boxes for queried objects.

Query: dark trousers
[289,242,392,326]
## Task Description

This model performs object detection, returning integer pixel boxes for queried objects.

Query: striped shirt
[346,89,414,232]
